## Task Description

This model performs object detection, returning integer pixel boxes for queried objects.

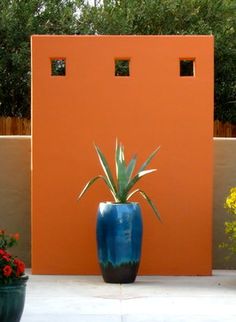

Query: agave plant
[78,140,161,221]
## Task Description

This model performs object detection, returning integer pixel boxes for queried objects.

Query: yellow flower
[225,187,236,215]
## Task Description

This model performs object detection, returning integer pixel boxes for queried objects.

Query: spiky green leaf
[94,144,117,196]
[77,175,103,200]
[115,139,120,178]
[78,140,161,222]
[77,175,118,201]
[127,189,161,222]
[126,154,137,182]
[115,141,128,201]
[138,146,160,172]
[125,169,157,194]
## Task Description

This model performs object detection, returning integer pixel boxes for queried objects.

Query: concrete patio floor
[21,270,236,322]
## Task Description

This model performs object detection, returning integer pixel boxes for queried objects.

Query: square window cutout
[115,59,130,76]
[51,58,66,76]
[180,59,195,77]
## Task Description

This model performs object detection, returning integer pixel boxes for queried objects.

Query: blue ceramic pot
[0,275,28,322]
[96,202,143,283]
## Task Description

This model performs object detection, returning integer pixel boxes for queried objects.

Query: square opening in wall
[180,59,195,77]
[115,59,130,76]
[51,59,66,76]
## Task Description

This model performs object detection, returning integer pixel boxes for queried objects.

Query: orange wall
[31,36,213,275]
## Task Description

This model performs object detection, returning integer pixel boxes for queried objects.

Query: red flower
[13,233,20,240]
[2,255,10,262]
[0,231,26,283]
[14,259,25,276]
[3,265,12,277]
[10,233,20,240]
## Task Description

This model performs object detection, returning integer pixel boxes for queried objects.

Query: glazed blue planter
[96,202,143,283]
[0,276,28,322]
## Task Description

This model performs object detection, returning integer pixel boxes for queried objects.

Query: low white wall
[0,136,235,269]
[213,138,236,269]
[0,136,31,266]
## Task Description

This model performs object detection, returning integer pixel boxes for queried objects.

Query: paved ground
[21,270,236,322]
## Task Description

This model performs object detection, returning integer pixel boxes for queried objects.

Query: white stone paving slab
[120,296,236,315]
[21,314,122,322]
[20,270,236,322]
[23,296,121,314]
[123,315,236,322]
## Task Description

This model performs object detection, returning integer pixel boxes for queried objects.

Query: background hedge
[0,0,235,122]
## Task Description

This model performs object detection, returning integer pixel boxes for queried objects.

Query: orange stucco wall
[31,35,213,275]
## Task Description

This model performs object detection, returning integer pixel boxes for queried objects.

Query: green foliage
[51,59,66,76]
[78,0,236,123]
[0,230,25,284]
[78,140,161,221]
[115,60,129,76]
[0,0,79,117]
[0,0,235,121]
[219,187,236,258]
[0,230,18,250]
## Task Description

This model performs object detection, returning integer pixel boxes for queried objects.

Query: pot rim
[99,201,139,205]
[0,275,29,288]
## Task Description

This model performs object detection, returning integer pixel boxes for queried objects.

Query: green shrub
[0,0,235,121]
[220,187,236,258]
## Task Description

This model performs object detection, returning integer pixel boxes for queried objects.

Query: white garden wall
[0,136,235,269]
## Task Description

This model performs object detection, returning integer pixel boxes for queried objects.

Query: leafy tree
[0,0,235,121]
[0,0,79,118]
[78,0,236,123]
